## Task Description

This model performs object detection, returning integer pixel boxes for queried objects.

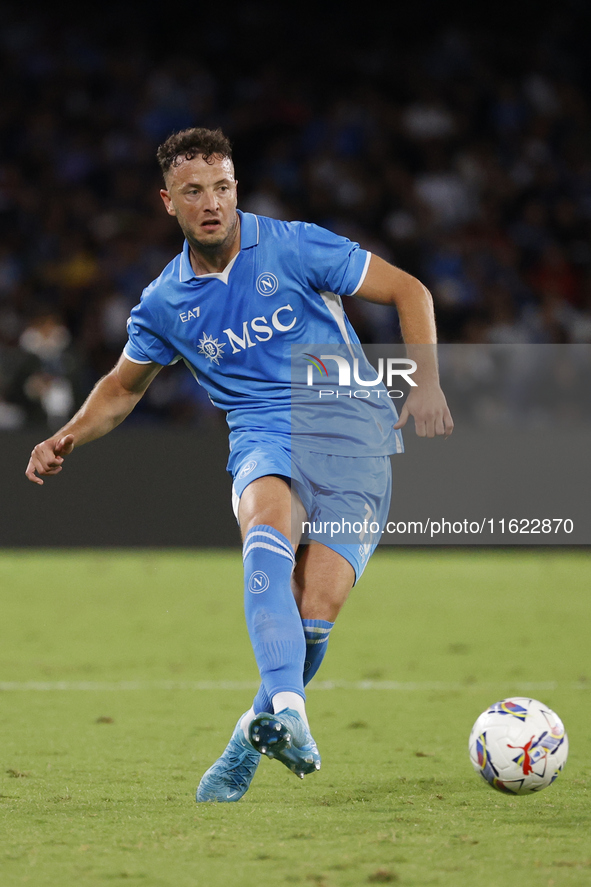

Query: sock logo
[248,571,270,594]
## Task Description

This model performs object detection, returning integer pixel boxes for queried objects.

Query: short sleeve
[124,299,177,366]
[297,223,371,297]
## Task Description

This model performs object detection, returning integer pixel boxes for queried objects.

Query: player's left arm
[355,254,454,438]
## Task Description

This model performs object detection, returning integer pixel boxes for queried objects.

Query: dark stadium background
[1,0,590,544]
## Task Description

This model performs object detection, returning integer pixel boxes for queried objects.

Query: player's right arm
[25,353,162,485]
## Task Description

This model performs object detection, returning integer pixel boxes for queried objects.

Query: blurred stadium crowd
[1,4,590,429]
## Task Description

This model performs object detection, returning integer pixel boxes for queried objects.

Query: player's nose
[202,190,219,212]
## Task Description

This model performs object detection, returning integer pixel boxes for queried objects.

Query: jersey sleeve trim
[350,251,372,296]
[123,349,153,365]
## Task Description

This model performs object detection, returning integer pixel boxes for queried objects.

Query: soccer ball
[468,697,568,795]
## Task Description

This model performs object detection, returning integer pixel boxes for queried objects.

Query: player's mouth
[201,219,222,232]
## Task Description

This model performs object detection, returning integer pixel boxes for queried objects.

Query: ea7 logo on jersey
[256,272,279,296]
[179,307,200,322]
[223,304,296,354]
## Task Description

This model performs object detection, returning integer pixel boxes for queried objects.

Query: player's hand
[394,385,454,438]
[25,434,75,485]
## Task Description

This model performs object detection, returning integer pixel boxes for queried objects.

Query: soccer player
[25,127,453,802]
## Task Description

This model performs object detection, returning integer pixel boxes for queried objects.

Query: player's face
[160,155,238,251]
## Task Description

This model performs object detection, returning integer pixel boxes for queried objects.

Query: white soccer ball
[468,697,568,794]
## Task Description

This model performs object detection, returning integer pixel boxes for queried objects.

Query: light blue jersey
[124,210,401,456]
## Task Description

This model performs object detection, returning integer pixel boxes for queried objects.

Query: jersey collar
[179,210,260,282]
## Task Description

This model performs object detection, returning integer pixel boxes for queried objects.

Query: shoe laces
[221,739,260,790]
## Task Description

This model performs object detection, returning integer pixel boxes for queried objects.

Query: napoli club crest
[256,272,279,296]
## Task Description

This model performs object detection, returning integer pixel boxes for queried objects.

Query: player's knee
[240,510,292,541]
[297,583,351,622]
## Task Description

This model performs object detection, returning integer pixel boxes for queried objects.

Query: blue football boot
[248,708,321,778]
[196,713,261,802]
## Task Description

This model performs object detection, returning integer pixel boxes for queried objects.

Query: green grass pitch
[1,549,590,886]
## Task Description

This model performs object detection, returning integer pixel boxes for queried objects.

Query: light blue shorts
[228,433,392,582]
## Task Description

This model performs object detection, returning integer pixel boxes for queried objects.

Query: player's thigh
[238,475,307,548]
[292,541,355,622]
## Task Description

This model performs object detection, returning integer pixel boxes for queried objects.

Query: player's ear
[160,189,176,216]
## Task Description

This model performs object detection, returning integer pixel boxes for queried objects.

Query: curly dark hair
[156,127,233,179]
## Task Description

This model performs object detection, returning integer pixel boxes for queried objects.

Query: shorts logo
[256,272,279,296]
[248,571,270,593]
[358,543,371,561]
[238,460,257,480]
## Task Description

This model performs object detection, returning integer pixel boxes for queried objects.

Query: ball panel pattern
[468,697,568,795]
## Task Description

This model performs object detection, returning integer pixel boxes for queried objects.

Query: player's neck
[187,216,241,276]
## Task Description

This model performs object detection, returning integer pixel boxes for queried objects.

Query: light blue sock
[252,617,334,714]
[302,618,335,684]
[243,525,306,702]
